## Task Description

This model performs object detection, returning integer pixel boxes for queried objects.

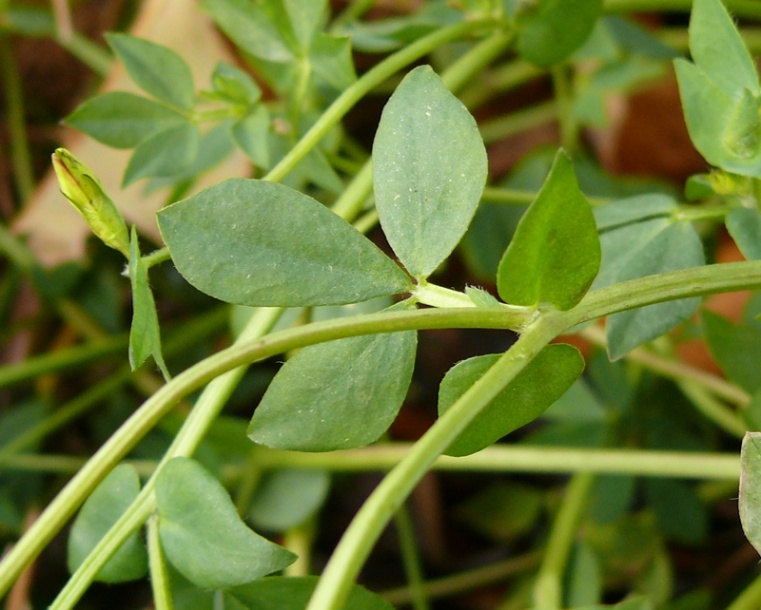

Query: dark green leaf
[123,123,200,186]
[606,222,704,360]
[249,309,417,451]
[105,34,195,110]
[373,65,487,279]
[727,207,761,260]
[439,344,584,457]
[158,179,412,307]
[645,479,707,545]
[68,464,147,583]
[225,576,394,610]
[202,0,294,62]
[128,228,169,380]
[248,470,330,532]
[65,92,188,149]
[497,150,601,310]
[740,432,761,556]
[516,0,603,67]
[454,482,543,541]
[703,310,761,393]
[156,457,295,589]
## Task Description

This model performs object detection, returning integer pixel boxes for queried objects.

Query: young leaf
[231,106,271,168]
[202,0,295,62]
[249,307,417,451]
[726,207,761,261]
[105,34,195,111]
[211,61,262,106]
[68,464,148,583]
[157,179,412,307]
[282,0,327,51]
[438,344,584,457]
[128,228,170,380]
[740,432,761,557]
[497,150,601,310]
[65,92,188,149]
[606,222,704,360]
[123,123,200,186]
[310,32,356,91]
[689,0,759,97]
[225,576,394,610]
[703,310,761,394]
[373,65,487,280]
[515,0,603,67]
[156,457,296,589]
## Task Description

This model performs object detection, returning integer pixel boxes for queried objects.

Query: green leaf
[515,0,603,67]
[65,91,188,149]
[497,149,601,310]
[248,470,330,532]
[202,0,294,62]
[249,309,417,451]
[740,431,761,556]
[605,222,704,360]
[105,34,195,110]
[310,33,356,91]
[593,193,675,231]
[645,479,707,545]
[723,89,761,159]
[565,543,603,607]
[283,0,327,50]
[68,464,148,583]
[232,106,271,168]
[703,310,761,393]
[373,65,487,279]
[574,596,655,610]
[727,207,761,260]
[211,61,262,106]
[123,123,200,186]
[156,457,296,589]
[225,576,394,610]
[438,344,584,457]
[689,0,759,97]
[158,179,411,307]
[128,228,169,380]
[454,482,543,541]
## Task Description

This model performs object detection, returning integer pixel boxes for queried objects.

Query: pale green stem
[394,506,430,610]
[381,552,542,606]
[0,445,741,482]
[479,101,558,144]
[305,318,563,610]
[604,0,761,18]
[283,520,315,577]
[265,18,496,184]
[147,515,173,610]
[532,473,594,609]
[551,64,577,153]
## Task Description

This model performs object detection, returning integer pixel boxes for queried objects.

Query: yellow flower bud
[52,148,130,258]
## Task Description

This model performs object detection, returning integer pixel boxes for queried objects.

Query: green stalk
[603,0,761,18]
[727,573,761,610]
[532,473,594,609]
[0,444,741,482]
[479,100,558,145]
[147,516,173,610]
[0,35,34,201]
[394,506,430,610]
[265,17,496,183]
[305,318,563,610]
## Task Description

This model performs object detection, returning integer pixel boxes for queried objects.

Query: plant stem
[532,473,594,609]
[0,35,34,202]
[603,0,761,19]
[264,17,496,183]
[727,573,761,610]
[479,100,558,145]
[381,552,542,606]
[551,64,578,153]
[147,515,173,610]
[304,318,563,610]
[394,505,430,610]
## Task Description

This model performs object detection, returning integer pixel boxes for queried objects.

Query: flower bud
[52,148,130,257]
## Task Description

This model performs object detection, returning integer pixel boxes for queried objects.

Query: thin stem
[532,473,594,609]
[263,18,496,183]
[394,506,430,610]
[305,319,563,610]
[0,36,34,202]
[381,552,541,606]
[141,247,172,270]
[479,100,558,144]
[551,65,577,152]
[482,186,610,207]
[147,515,173,610]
